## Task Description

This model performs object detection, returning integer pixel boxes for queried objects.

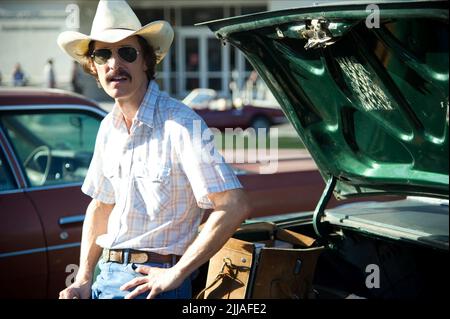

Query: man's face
[91,36,148,100]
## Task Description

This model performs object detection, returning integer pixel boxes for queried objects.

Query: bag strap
[195,257,250,299]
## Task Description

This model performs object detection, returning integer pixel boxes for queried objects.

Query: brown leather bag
[196,222,324,299]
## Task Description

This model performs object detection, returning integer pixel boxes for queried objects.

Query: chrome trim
[0,130,23,188]
[0,104,108,118]
[0,242,81,259]
[59,214,85,226]
[0,135,27,186]
[23,182,83,192]
[0,188,24,195]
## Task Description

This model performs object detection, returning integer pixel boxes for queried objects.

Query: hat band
[95,27,137,33]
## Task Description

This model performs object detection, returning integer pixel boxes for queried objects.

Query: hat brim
[57,20,173,65]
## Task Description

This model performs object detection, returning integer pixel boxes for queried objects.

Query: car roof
[0,87,100,109]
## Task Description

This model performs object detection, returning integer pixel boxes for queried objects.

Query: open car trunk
[194,0,449,299]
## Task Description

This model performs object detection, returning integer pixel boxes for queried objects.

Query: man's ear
[88,60,98,77]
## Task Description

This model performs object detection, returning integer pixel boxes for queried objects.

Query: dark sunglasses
[91,46,140,65]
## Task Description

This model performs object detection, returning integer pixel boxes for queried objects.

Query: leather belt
[102,249,180,265]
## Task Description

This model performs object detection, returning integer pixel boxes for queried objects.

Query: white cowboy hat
[57,0,173,64]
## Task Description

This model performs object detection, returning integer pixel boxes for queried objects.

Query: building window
[134,8,165,25]
[132,4,268,98]
[208,38,222,72]
[181,8,224,26]
[241,6,267,15]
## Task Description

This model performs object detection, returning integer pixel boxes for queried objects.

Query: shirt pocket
[102,162,120,196]
[133,163,172,221]
[103,163,117,179]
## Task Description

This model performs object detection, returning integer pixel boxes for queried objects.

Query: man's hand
[59,280,91,299]
[120,266,184,299]
[59,199,112,299]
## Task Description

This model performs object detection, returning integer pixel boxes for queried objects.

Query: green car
[201,0,448,299]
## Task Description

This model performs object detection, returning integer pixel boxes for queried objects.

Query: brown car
[182,88,288,131]
[0,88,105,298]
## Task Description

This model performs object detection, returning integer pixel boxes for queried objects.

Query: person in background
[71,61,84,94]
[44,58,56,88]
[12,63,26,86]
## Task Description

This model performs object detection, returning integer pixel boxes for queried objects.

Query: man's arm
[59,199,114,299]
[173,188,251,278]
[121,188,251,299]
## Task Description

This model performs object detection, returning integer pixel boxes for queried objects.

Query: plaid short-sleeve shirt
[82,81,242,255]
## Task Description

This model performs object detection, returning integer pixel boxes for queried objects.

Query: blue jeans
[91,259,192,299]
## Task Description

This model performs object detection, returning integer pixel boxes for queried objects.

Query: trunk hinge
[313,176,337,238]
[302,19,336,50]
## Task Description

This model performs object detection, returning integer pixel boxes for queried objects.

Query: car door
[0,106,104,298]
[0,134,48,298]
[197,107,249,130]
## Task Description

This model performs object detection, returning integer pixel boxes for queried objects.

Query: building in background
[0,0,323,101]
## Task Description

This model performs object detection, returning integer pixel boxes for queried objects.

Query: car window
[191,94,214,105]
[183,89,216,109]
[0,149,16,191]
[0,110,101,187]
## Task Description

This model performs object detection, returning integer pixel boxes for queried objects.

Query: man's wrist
[172,254,200,284]
[74,271,93,285]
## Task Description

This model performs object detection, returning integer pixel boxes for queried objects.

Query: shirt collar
[111,81,160,128]
[135,80,159,128]
[110,81,159,129]
[110,104,124,130]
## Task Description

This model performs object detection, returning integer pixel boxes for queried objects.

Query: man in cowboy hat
[57,0,250,299]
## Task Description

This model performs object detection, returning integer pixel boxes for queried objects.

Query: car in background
[182,88,288,131]
[0,88,105,298]
[0,88,337,298]
[201,0,449,299]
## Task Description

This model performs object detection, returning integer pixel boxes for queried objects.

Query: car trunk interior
[193,204,448,299]
[289,223,448,299]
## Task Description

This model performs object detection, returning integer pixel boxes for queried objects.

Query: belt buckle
[113,250,123,263]
[132,252,149,264]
